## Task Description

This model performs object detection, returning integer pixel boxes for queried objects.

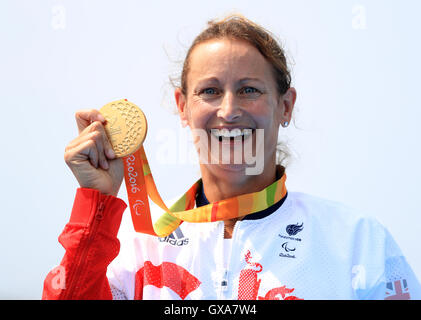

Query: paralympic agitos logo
[278,222,304,258]
[281,242,296,252]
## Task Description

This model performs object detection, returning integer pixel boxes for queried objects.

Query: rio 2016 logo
[125,155,141,194]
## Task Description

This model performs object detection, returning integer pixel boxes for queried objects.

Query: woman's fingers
[89,121,109,170]
[82,139,100,169]
[65,118,115,170]
[65,109,124,196]
[75,109,106,134]
[65,138,99,169]
[98,123,116,160]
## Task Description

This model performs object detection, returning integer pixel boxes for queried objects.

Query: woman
[43,15,420,300]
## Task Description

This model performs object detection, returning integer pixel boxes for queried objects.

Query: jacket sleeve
[42,188,127,300]
[357,218,421,300]
[376,228,421,300]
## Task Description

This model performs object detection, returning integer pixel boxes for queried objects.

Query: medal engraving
[100,99,147,158]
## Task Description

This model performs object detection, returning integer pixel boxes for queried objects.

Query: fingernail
[98,114,106,123]
[102,160,109,170]
[107,148,115,159]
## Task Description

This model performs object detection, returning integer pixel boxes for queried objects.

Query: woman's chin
[202,162,250,176]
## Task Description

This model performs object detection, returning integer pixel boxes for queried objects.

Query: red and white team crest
[238,250,303,300]
[134,261,201,300]
[135,251,304,300]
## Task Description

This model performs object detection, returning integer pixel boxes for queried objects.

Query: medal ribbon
[123,146,287,237]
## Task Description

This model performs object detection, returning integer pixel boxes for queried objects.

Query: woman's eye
[200,88,218,95]
[244,87,257,93]
[240,87,261,96]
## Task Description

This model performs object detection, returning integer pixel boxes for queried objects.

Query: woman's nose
[216,92,242,122]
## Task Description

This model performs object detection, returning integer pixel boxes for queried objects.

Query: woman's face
[175,38,296,179]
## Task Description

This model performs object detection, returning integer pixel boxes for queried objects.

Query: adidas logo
[158,227,189,246]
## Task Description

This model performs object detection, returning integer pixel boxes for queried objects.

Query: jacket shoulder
[286,191,386,236]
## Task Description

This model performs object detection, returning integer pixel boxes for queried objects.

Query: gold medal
[99,99,147,158]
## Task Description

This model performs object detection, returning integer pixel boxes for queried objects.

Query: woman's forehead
[187,38,273,83]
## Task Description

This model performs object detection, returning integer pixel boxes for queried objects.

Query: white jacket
[107,192,421,300]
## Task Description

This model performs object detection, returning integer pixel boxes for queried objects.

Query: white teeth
[220,128,230,138]
[230,128,242,137]
[210,128,253,139]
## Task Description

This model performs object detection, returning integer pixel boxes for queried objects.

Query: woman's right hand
[64,109,124,197]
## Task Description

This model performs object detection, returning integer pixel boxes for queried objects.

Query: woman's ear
[278,87,297,127]
[174,87,189,128]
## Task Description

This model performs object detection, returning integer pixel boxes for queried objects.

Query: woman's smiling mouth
[209,128,255,142]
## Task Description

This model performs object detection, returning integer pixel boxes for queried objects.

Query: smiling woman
[175,37,295,203]
[176,14,294,172]
[42,14,421,300]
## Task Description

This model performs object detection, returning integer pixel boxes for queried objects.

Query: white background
[0,0,420,299]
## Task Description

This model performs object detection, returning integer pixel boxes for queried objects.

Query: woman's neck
[199,163,278,203]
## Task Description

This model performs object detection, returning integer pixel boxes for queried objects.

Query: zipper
[64,195,106,299]
[218,222,227,299]
[218,220,240,300]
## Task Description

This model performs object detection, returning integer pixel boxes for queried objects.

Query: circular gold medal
[99,99,147,158]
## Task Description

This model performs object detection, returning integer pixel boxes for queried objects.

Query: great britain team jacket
[42,188,421,300]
